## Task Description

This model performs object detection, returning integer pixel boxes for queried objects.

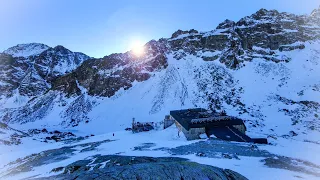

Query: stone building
[163,115,175,129]
[166,108,267,144]
[132,118,154,133]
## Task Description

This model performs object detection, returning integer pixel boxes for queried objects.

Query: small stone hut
[132,118,154,133]
[166,108,267,144]
[163,115,175,129]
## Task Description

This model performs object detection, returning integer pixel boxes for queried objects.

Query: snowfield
[7,41,320,137]
[3,43,50,58]
[1,7,320,180]
[0,126,320,180]
[1,41,320,179]
[1,40,320,179]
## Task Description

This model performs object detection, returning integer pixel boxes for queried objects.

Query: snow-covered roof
[170,108,244,130]
[191,116,238,124]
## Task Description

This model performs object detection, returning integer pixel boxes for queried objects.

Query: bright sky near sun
[0,0,319,58]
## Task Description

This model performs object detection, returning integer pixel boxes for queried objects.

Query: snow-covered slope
[5,40,319,138]
[1,6,320,180]
[3,43,50,58]
[34,45,91,80]
[0,44,91,109]
[2,7,319,135]
[0,122,28,145]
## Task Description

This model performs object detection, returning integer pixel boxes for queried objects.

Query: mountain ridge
[1,6,320,180]
[0,6,320,142]
[0,44,91,103]
[3,43,50,58]
[50,6,320,98]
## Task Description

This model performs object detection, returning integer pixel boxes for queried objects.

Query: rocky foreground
[2,135,320,180]
[1,6,320,180]
[36,155,247,180]
[1,138,247,180]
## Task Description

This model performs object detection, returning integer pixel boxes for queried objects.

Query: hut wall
[164,115,175,129]
[175,121,205,140]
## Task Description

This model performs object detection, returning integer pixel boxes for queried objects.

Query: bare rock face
[2,91,58,124]
[51,7,320,98]
[34,45,90,81]
[0,44,90,98]
[171,29,199,39]
[0,53,21,96]
[1,139,248,179]
[2,7,320,128]
[311,6,320,18]
[0,52,49,97]
[52,40,168,97]
[3,43,50,58]
[34,155,248,180]
[0,122,28,145]
[0,7,316,99]
[168,8,320,68]
[216,19,236,29]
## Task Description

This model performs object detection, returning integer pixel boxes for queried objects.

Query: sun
[130,39,145,57]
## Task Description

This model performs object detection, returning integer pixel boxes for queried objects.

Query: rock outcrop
[36,155,248,180]
[3,43,50,58]
[52,7,320,97]
[0,44,90,98]
[52,40,168,97]
[1,7,320,134]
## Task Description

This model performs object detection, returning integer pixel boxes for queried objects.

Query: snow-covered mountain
[0,44,90,109]
[1,6,320,180]
[2,7,319,134]
[3,43,50,58]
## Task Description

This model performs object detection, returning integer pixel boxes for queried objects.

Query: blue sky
[0,0,319,57]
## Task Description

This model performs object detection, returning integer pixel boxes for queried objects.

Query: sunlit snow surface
[3,43,49,58]
[0,126,319,180]
[1,41,320,179]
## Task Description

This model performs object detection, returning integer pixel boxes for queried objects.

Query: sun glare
[130,40,145,57]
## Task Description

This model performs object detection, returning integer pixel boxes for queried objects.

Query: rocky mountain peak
[0,43,91,98]
[33,46,90,81]
[3,43,50,58]
[311,6,320,18]
[2,6,320,130]
[236,8,285,27]
[216,19,236,29]
[171,29,199,39]
[1,7,320,180]
[254,8,279,18]
[52,45,73,55]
